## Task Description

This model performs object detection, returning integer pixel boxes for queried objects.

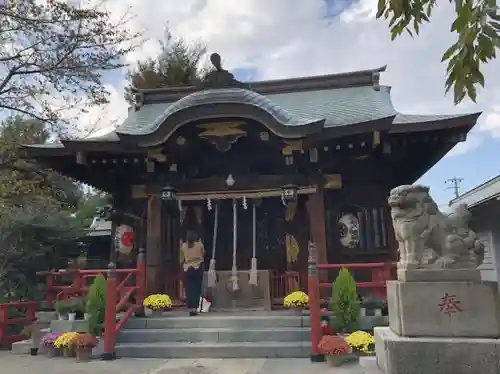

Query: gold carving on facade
[324,174,342,189]
[285,234,300,264]
[285,201,297,222]
[197,122,246,137]
[282,140,303,155]
[147,148,167,163]
[197,122,247,152]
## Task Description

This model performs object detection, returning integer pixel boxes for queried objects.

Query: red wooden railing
[102,249,146,360]
[0,301,37,347]
[0,250,146,358]
[306,242,397,361]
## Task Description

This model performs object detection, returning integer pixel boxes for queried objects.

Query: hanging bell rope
[207,202,218,288]
[249,201,258,286]
[230,198,239,291]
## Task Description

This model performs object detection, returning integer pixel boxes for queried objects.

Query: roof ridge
[131,66,387,94]
[133,66,387,105]
[449,174,500,205]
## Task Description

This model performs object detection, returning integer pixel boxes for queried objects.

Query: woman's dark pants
[184,266,203,309]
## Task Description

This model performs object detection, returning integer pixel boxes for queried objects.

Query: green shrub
[55,299,71,315]
[331,268,360,333]
[86,275,107,336]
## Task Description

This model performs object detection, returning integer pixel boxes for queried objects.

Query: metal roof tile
[115,85,397,135]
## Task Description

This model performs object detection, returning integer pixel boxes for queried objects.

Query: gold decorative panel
[197,122,247,152]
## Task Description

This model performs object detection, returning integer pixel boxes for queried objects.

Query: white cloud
[445,134,483,158]
[479,107,500,138]
[79,0,500,151]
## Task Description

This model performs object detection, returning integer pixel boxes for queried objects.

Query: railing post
[46,274,55,309]
[135,248,146,317]
[28,302,39,356]
[0,305,6,347]
[307,241,324,362]
[72,270,82,298]
[102,262,117,361]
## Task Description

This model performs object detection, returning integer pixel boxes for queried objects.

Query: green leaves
[125,26,209,104]
[331,268,360,333]
[0,116,85,302]
[0,0,141,127]
[377,0,500,105]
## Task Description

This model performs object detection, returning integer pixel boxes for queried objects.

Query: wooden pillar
[146,195,163,295]
[306,186,329,301]
[306,187,328,266]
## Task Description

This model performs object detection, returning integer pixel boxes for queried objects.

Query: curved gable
[115,88,325,145]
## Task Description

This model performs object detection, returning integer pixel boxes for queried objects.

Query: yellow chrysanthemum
[345,331,375,355]
[143,294,173,310]
[283,291,309,308]
[54,332,79,348]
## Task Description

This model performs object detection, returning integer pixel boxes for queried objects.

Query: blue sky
[418,136,499,207]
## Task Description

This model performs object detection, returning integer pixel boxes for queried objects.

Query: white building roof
[449,175,500,209]
[85,217,111,237]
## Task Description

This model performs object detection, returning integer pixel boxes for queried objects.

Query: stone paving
[0,352,381,374]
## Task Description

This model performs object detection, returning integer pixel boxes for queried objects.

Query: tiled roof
[115,85,467,136]
[117,88,324,136]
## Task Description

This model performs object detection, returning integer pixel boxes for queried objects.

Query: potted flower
[317,335,352,367]
[55,299,71,320]
[54,332,79,357]
[321,317,335,336]
[345,330,375,356]
[283,290,309,313]
[66,298,85,321]
[143,294,173,317]
[74,333,98,362]
[40,332,60,357]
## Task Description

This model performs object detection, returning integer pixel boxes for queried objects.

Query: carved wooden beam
[131,173,342,198]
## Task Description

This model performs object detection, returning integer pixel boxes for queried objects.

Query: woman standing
[180,230,205,316]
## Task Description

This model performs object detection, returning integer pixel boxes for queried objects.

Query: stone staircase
[115,311,312,358]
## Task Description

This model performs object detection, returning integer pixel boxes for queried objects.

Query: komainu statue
[388,185,485,270]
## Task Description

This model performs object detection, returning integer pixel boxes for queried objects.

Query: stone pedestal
[387,280,500,337]
[375,269,500,374]
[203,270,271,311]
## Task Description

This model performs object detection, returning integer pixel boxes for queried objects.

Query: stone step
[124,314,310,330]
[11,339,32,355]
[118,327,309,343]
[115,341,311,358]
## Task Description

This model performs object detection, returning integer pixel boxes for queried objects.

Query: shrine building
[21,55,480,308]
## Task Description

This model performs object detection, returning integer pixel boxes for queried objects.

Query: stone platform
[376,275,500,374]
[375,327,500,374]
[387,280,500,337]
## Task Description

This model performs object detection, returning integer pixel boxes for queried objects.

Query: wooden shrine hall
[21,54,480,309]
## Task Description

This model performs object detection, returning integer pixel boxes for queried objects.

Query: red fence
[0,250,146,357]
[0,301,37,347]
[102,250,146,360]
[306,243,396,361]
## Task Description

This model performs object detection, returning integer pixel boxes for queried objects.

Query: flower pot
[58,313,67,320]
[84,313,90,321]
[68,313,76,321]
[63,347,76,357]
[150,309,164,317]
[290,307,306,315]
[46,347,58,358]
[326,355,345,367]
[76,347,92,362]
